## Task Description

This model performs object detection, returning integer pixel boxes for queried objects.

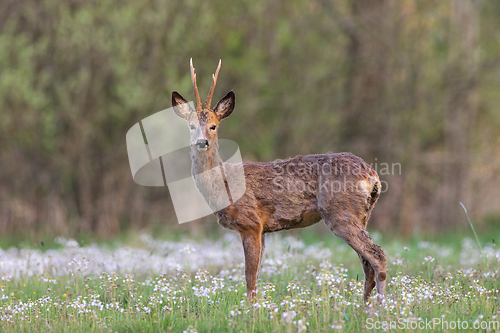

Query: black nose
[196,139,209,149]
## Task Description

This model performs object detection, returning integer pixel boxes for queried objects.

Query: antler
[190,58,202,111]
[205,59,221,110]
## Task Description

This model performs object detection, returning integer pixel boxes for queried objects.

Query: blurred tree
[0,0,499,238]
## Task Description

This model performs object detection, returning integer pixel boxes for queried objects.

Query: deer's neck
[190,141,230,212]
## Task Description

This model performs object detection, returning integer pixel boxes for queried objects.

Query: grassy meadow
[0,224,499,333]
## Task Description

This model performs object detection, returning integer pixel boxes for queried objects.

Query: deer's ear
[213,91,235,120]
[171,91,194,119]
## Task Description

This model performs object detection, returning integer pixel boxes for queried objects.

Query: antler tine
[190,58,202,111]
[205,59,221,110]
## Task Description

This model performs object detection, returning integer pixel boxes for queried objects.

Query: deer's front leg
[240,230,263,300]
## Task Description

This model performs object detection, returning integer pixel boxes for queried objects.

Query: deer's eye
[190,125,195,131]
[210,125,216,131]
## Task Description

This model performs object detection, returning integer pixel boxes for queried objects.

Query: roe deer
[171,59,386,302]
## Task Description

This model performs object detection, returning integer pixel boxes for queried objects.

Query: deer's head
[172,59,235,152]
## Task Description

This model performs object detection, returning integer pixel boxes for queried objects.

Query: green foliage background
[1,0,500,237]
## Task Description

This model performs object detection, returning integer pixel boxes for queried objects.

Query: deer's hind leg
[358,253,376,301]
[323,214,387,300]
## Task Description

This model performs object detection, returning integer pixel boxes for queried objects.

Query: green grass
[0,224,499,332]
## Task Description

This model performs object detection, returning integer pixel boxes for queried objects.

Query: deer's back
[218,152,380,233]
